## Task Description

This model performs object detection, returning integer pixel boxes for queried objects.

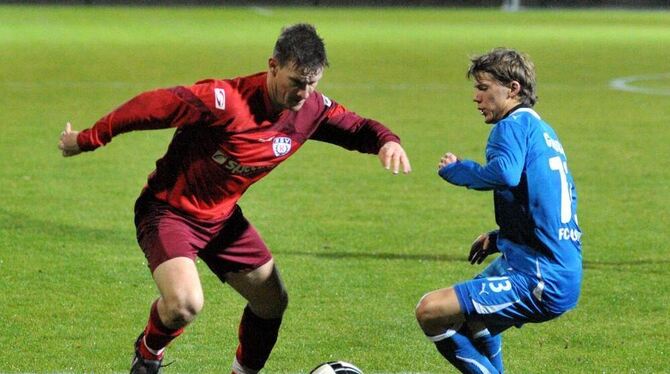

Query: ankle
[138,336,164,361]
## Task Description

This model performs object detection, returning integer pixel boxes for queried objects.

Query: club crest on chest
[272,137,292,157]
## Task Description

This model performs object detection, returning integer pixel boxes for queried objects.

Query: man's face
[268,58,323,112]
[472,72,520,124]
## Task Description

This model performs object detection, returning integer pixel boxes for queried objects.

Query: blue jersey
[439,107,582,314]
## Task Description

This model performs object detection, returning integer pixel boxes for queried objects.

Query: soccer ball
[310,361,364,374]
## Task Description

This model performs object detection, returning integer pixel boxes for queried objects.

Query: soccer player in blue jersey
[415,48,582,373]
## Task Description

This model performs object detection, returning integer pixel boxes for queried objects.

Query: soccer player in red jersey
[58,24,411,374]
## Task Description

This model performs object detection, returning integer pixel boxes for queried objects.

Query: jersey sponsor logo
[211,150,228,164]
[214,88,226,110]
[558,227,582,242]
[322,94,332,107]
[211,150,274,177]
[272,137,292,157]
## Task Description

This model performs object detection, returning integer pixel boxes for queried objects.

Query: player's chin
[288,101,305,111]
[480,110,495,124]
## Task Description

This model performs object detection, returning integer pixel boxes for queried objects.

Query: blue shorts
[454,256,561,335]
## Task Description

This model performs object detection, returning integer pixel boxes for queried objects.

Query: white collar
[510,107,541,120]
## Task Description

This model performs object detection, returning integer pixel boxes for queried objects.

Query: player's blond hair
[468,48,538,107]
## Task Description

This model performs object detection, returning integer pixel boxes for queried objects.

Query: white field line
[609,72,670,96]
[251,6,274,16]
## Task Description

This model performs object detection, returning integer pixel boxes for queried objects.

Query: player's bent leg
[132,257,203,373]
[153,256,205,328]
[226,259,288,374]
[415,287,464,335]
[416,287,498,374]
[226,258,288,318]
[471,326,503,373]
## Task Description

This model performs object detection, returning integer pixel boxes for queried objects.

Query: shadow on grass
[0,207,133,246]
[3,208,668,268]
[273,250,670,268]
[274,249,467,263]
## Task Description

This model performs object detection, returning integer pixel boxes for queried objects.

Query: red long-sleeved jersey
[77,72,400,220]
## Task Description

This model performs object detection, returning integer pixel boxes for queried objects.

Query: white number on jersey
[548,156,571,223]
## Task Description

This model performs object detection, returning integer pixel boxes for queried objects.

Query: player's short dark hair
[273,23,329,73]
[467,48,538,107]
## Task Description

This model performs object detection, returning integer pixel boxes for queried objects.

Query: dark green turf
[1,5,669,373]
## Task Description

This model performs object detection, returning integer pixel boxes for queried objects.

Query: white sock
[142,335,165,357]
[232,357,260,374]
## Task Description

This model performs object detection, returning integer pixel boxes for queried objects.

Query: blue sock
[429,325,499,374]
[473,329,503,373]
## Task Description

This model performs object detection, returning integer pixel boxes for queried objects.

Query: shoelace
[159,360,175,369]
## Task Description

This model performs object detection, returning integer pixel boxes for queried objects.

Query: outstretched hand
[378,141,411,175]
[438,152,458,170]
[469,232,497,265]
[58,122,81,157]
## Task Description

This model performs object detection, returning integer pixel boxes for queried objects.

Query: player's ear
[268,58,279,76]
[508,81,522,98]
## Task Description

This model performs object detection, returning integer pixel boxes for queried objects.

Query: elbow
[500,170,521,187]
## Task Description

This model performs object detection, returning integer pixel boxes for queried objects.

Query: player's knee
[163,293,204,326]
[415,293,438,328]
[415,292,460,333]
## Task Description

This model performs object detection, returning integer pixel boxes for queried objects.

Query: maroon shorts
[134,192,272,280]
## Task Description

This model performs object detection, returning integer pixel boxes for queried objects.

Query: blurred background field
[0,4,669,373]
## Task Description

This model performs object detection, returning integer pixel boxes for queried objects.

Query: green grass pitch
[1,5,669,373]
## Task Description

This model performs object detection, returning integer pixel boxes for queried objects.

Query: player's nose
[297,88,310,100]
